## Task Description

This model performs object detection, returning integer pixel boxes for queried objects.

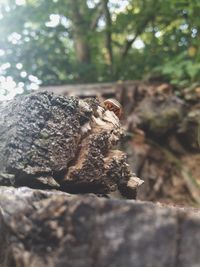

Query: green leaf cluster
[0,0,200,94]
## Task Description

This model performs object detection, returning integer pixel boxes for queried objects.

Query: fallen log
[0,91,142,198]
[1,186,200,267]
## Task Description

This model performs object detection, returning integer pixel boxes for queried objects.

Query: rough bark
[40,81,200,205]
[40,81,199,148]
[0,91,142,198]
[1,186,200,267]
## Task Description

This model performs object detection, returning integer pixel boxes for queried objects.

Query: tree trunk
[74,33,91,64]
[68,0,91,64]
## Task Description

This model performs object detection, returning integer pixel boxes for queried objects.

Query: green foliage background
[0,0,200,95]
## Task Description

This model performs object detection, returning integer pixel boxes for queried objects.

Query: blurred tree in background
[0,0,200,98]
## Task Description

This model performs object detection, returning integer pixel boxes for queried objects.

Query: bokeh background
[0,0,200,100]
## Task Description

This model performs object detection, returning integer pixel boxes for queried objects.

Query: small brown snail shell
[103,98,123,118]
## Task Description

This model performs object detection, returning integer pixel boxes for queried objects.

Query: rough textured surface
[0,186,200,267]
[134,95,184,136]
[178,105,200,150]
[0,92,81,186]
[0,91,142,197]
[38,81,200,205]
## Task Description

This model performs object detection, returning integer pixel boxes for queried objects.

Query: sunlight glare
[46,14,60,28]
[15,0,26,6]
[133,39,145,49]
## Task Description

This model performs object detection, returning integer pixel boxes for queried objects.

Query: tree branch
[90,2,104,30]
[121,16,153,59]
[120,0,160,61]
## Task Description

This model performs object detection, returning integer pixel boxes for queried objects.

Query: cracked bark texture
[0,186,200,267]
[0,91,142,197]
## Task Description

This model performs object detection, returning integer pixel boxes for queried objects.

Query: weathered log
[178,104,200,151]
[40,81,200,205]
[40,82,118,98]
[0,91,142,198]
[131,95,184,137]
[1,186,200,267]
